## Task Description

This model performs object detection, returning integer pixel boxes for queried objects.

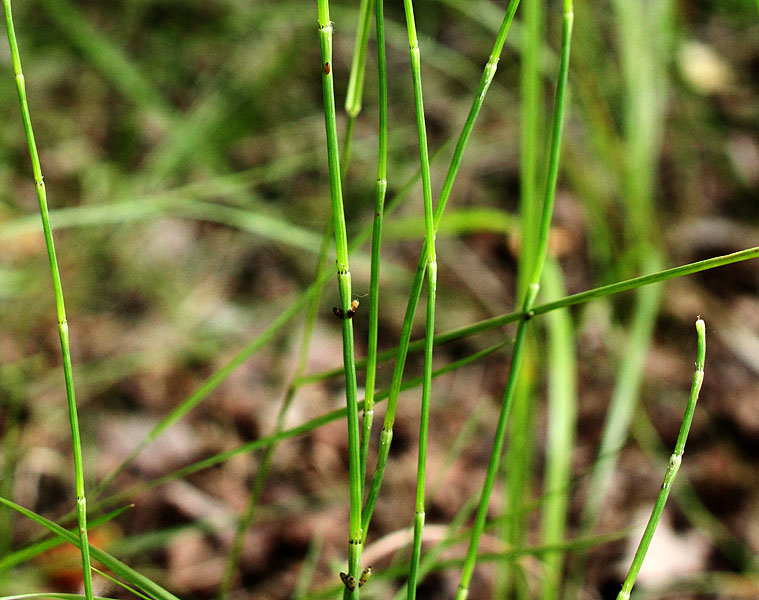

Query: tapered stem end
[695,318,706,369]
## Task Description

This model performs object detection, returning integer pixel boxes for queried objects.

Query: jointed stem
[317,2,363,596]
[456,2,573,597]
[400,0,438,595]
[361,0,388,491]
[2,2,94,599]
[361,0,523,544]
[616,319,706,600]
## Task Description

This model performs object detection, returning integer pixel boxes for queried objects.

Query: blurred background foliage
[0,0,758,598]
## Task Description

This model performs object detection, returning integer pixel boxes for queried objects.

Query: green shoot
[616,318,706,600]
[2,2,93,598]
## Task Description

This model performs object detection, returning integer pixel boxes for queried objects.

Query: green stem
[361,0,522,543]
[2,3,93,599]
[616,319,706,600]
[456,3,573,597]
[401,0,438,594]
[317,3,363,596]
[361,0,388,491]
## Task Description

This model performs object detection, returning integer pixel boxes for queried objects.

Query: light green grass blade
[0,497,180,600]
[540,258,577,599]
[0,504,132,573]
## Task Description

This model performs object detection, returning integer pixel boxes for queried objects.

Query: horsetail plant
[399,0,438,596]
[616,318,706,600]
[360,0,388,491]
[222,0,379,591]
[456,1,574,597]
[2,2,94,599]
[316,2,363,596]
[361,0,523,543]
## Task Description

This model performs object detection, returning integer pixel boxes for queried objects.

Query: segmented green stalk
[317,3,363,596]
[456,3,573,597]
[223,0,375,590]
[2,3,94,599]
[360,0,388,490]
[362,0,522,542]
[400,0,438,595]
[616,318,706,600]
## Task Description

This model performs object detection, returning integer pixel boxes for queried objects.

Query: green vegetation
[1,1,757,599]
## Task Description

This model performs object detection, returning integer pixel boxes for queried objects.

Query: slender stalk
[360,0,388,490]
[317,3,363,595]
[616,318,706,600]
[222,0,371,587]
[399,0,438,595]
[362,0,523,542]
[2,3,94,599]
[456,2,573,597]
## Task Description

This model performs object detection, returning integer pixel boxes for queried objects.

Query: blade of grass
[633,408,759,571]
[344,0,373,121]
[361,0,523,546]
[616,318,706,600]
[455,2,573,596]
[0,504,132,573]
[317,4,364,595]
[0,497,180,600]
[92,568,152,600]
[0,592,114,600]
[293,532,325,600]
[540,258,577,600]
[2,3,94,598]
[498,0,543,591]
